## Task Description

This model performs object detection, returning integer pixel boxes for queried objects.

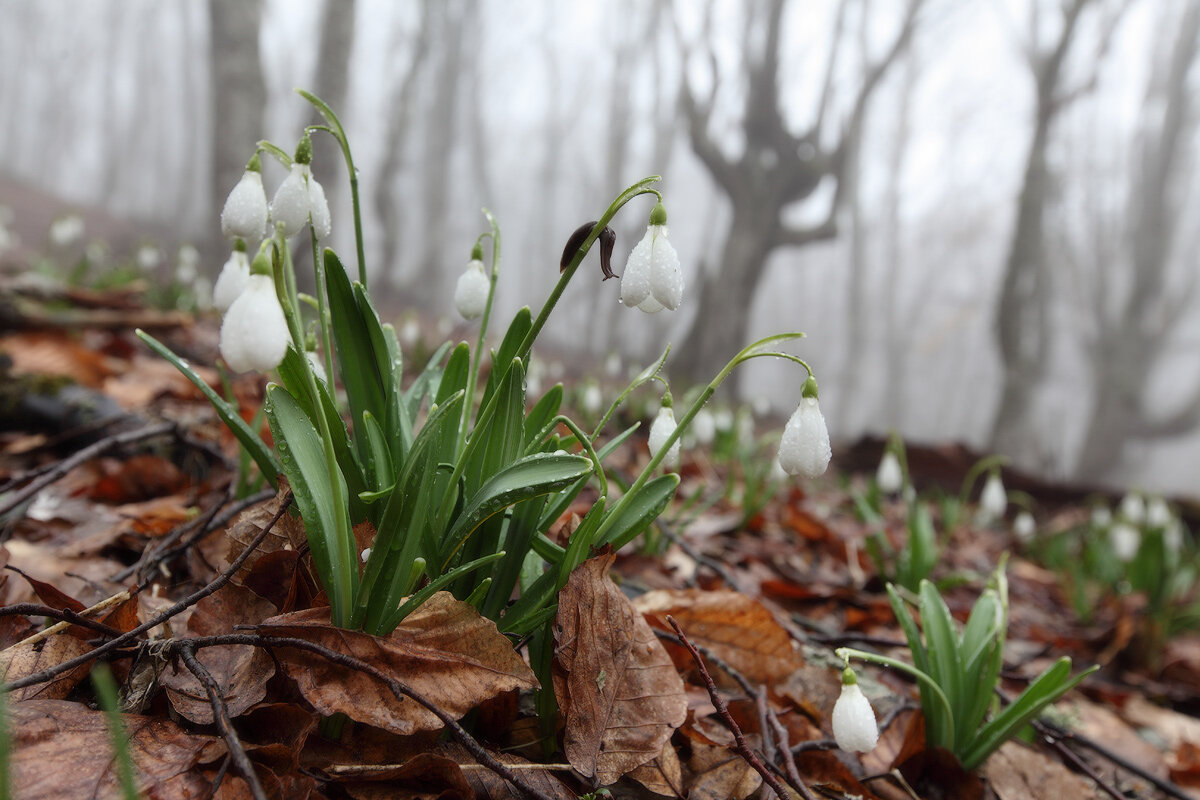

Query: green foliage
[91,664,139,800]
[862,498,940,592]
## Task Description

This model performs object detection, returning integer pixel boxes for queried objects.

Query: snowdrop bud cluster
[221,155,270,241]
[979,473,1007,521]
[1120,493,1145,525]
[648,404,681,469]
[832,668,878,753]
[1013,511,1036,543]
[876,451,903,495]
[1109,521,1141,562]
[620,202,682,313]
[270,137,331,238]
[454,258,490,320]
[219,262,290,374]
[778,376,831,479]
[213,241,251,312]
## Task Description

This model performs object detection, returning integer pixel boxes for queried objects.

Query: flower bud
[1119,493,1145,525]
[778,397,831,478]
[1146,497,1171,529]
[454,258,490,320]
[876,451,903,495]
[648,406,681,469]
[213,247,251,312]
[221,162,269,241]
[979,473,1007,521]
[1109,521,1141,562]
[1013,511,1036,543]
[691,408,716,446]
[219,273,289,373]
[832,669,878,753]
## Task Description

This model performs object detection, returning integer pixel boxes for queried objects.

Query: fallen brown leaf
[627,737,685,798]
[553,552,688,786]
[685,740,762,800]
[260,591,537,735]
[983,740,1097,799]
[0,635,96,700]
[441,743,579,800]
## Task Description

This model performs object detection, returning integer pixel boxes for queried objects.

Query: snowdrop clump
[832,669,878,753]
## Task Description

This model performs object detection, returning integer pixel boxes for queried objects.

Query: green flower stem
[299,89,368,287]
[310,229,337,396]
[272,236,357,627]
[957,455,1008,513]
[92,664,139,800]
[836,646,956,748]
[460,212,501,454]
[256,140,292,169]
[593,334,810,550]
[547,415,608,500]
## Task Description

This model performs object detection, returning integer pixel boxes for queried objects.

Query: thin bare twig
[1035,717,1191,800]
[0,602,125,640]
[1,492,291,694]
[1037,728,1124,800]
[763,703,818,800]
[178,643,268,800]
[667,615,794,800]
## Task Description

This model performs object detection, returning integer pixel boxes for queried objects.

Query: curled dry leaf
[160,584,277,724]
[634,588,801,686]
[7,699,225,800]
[553,552,688,786]
[0,635,96,700]
[259,591,537,735]
[223,486,309,583]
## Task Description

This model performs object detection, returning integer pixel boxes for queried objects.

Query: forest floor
[2,284,1200,800]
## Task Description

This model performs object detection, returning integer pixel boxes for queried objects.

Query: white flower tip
[213,251,251,312]
[832,682,878,753]
[778,397,831,478]
[221,170,269,241]
[876,451,903,494]
[219,274,289,373]
[454,260,490,320]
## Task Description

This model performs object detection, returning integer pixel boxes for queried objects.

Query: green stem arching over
[459,213,501,455]
[836,646,957,749]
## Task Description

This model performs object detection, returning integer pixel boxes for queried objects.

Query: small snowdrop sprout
[1013,511,1036,543]
[1109,520,1141,562]
[49,214,84,248]
[620,202,682,313]
[213,240,251,312]
[1120,492,1145,525]
[454,246,490,320]
[1092,506,1112,529]
[648,397,681,469]
[692,408,716,446]
[221,154,270,241]
[979,473,1007,521]
[832,668,878,753]
[1146,497,1171,529]
[270,135,332,238]
[876,451,903,495]
[219,254,290,373]
[778,376,831,479]
[581,383,603,416]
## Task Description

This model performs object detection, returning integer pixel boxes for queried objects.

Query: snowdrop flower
[270,136,332,238]
[1091,506,1112,529]
[1119,493,1145,525]
[221,155,270,241]
[1013,511,1036,543]
[778,377,831,479]
[605,352,623,378]
[399,317,420,348]
[979,473,1007,521]
[49,214,84,248]
[581,384,603,416]
[648,404,681,469]
[1109,521,1141,562]
[360,547,371,562]
[175,244,200,284]
[1165,520,1184,554]
[1146,497,1171,529]
[692,408,716,446]
[620,202,682,313]
[714,408,734,433]
[832,668,878,753]
[876,451,903,495]
[454,258,490,320]
[213,243,251,312]
[219,269,289,373]
[137,245,161,271]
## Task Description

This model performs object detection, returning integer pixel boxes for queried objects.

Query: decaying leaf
[983,741,1096,799]
[627,737,685,798]
[441,743,579,800]
[553,552,688,786]
[259,591,537,735]
[686,740,762,800]
[7,699,225,800]
[634,588,801,686]
[223,487,308,583]
[0,635,96,700]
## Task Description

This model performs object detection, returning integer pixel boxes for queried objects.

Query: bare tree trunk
[310,0,356,191]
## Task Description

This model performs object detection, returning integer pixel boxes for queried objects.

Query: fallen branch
[0,601,126,642]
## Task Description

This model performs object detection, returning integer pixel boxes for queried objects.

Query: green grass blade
[598,473,680,551]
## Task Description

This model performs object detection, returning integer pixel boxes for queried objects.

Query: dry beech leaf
[8,699,225,800]
[553,552,688,786]
[259,591,537,735]
[224,488,308,583]
[440,743,579,800]
[634,588,801,686]
[983,741,1096,799]
[686,740,762,800]
[160,585,277,724]
[0,635,96,700]
[627,737,685,798]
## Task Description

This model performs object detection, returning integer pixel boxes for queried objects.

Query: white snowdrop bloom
[582,384,603,416]
[1092,506,1112,529]
[979,474,1007,521]
[752,395,771,418]
[714,408,734,433]
[454,259,490,320]
[876,451,903,495]
[692,408,716,446]
[306,173,332,239]
[1109,521,1141,562]
[1165,520,1184,554]
[137,245,161,270]
[605,352,623,377]
[0,225,17,254]
[270,162,330,238]
[221,168,269,241]
[219,274,290,373]
[778,397,831,478]
[648,406,681,469]
[307,351,327,383]
[49,214,84,248]
[1120,493,1145,525]
[832,672,878,753]
[770,456,789,483]
[1146,497,1171,529]
[213,249,251,312]
[399,318,420,348]
[360,547,371,562]
[1013,511,1036,543]
[620,217,682,313]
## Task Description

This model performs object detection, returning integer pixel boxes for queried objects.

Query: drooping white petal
[876,451,903,494]
[648,225,683,310]
[219,274,289,373]
[1013,511,1036,543]
[213,250,251,312]
[454,259,490,320]
[691,408,716,446]
[1109,521,1141,561]
[1119,493,1145,524]
[221,171,269,241]
[648,407,681,469]
[832,682,878,753]
[979,474,1007,520]
[307,175,332,239]
[620,228,654,308]
[269,164,311,236]
[778,397,831,478]
[1146,497,1171,529]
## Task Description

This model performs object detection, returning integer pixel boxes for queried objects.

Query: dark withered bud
[560,220,618,280]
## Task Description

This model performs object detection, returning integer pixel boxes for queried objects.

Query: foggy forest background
[1,0,1198,496]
